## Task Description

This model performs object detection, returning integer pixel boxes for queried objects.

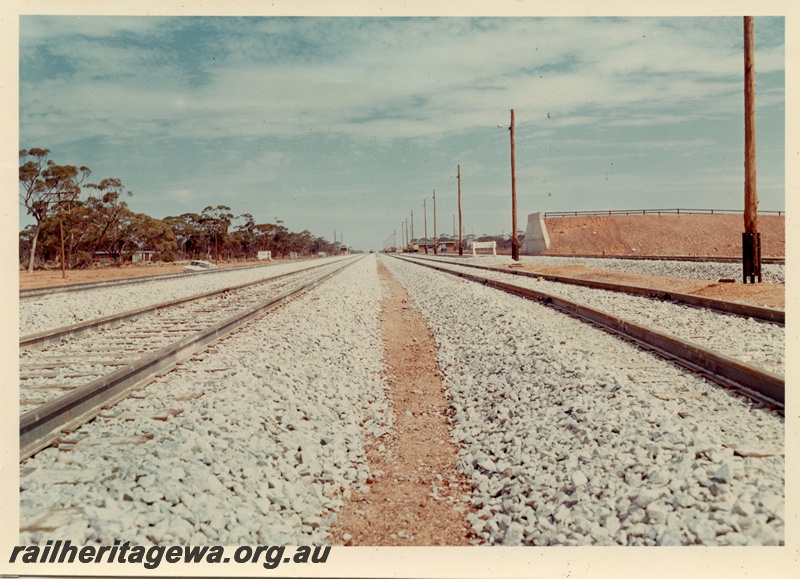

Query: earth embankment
[542,214,785,258]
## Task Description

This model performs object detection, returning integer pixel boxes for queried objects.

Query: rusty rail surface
[395,255,784,409]
[529,254,785,265]
[408,255,784,325]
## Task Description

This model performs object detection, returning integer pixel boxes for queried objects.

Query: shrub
[153,250,176,263]
[73,251,94,269]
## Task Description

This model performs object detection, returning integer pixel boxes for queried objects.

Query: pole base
[742,232,761,284]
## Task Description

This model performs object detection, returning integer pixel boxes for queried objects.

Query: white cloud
[18,16,785,249]
[23,16,782,147]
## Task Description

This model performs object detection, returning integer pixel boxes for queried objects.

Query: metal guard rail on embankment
[544,208,785,217]
[19,255,364,461]
[394,255,783,410]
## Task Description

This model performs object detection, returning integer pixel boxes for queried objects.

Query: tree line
[19,148,340,272]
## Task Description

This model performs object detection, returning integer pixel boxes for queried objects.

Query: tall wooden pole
[411,210,414,249]
[433,189,438,255]
[59,214,66,278]
[424,199,429,254]
[743,16,761,283]
[457,164,463,256]
[510,109,519,261]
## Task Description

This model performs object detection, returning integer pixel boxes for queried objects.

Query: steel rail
[18,256,326,300]
[408,255,784,324]
[21,258,344,349]
[394,256,783,409]
[19,255,364,461]
[528,254,785,265]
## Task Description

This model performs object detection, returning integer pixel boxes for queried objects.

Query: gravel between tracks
[381,255,784,546]
[20,256,391,545]
[18,254,786,547]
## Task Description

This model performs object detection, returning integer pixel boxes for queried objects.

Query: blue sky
[17,15,786,252]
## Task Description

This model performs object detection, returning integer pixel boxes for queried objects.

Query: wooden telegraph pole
[457,164,463,256]
[510,109,520,261]
[433,189,438,255]
[59,214,66,278]
[424,198,429,254]
[411,210,414,250]
[743,16,761,283]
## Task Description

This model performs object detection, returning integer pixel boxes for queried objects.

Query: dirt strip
[327,260,474,546]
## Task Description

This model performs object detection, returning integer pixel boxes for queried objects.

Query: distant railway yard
[18,253,784,546]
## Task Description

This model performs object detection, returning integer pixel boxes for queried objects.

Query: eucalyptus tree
[19,148,90,272]
[199,205,234,262]
[230,213,258,259]
[129,213,178,260]
[83,177,135,258]
[35,200,93,267]
[163,213,204,259]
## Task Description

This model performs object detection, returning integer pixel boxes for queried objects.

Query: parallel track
[21,258,339,349]
[18,260,288,300]
[19,255,363,461]
[407,255,784,324]
[530,254,785,265]
[395,255,784,409]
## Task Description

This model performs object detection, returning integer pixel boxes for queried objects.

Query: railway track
[531,254,785,265]
[409,255,784,324]
[394,255,784,409]
[18,254,784,547]
[19,255,363,461]
[21,258,343,348]
[18,259,298,301]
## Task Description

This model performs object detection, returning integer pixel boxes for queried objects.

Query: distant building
[94,250,155,263]
[132,250,156,263]
[414,240,456,253]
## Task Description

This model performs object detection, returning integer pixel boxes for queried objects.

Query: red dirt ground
[542,214,785,258]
